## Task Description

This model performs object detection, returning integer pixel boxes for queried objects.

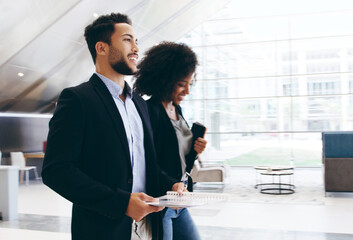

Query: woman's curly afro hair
[133,41,198,101]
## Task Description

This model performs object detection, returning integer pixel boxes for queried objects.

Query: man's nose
[132,42,139,53]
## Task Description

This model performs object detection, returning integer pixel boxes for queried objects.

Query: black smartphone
[191,122,206,141]
[186,122,207,173]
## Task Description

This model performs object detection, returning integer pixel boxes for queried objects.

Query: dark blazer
[147,98,196,191]
[42,74,176,240]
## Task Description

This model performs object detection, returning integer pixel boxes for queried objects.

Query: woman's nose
[185,85,190,94]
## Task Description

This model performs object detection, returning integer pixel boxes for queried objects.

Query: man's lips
[128,54,138,63]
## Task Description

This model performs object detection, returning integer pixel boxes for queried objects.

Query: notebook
[146,191,229,208]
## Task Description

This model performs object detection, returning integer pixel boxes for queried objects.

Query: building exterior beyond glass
[178,1,353,167]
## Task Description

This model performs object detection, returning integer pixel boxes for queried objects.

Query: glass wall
[178,1,353,166]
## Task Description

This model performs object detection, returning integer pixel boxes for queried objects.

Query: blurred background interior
[1,0,353,239]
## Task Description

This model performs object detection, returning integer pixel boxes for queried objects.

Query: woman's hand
[172,182,188,194]
[194,137,207,154]
[170,182,188,209]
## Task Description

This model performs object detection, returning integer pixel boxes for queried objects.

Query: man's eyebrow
[121,33,134,39]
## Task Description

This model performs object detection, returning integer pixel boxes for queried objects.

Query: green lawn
[226,147,322,167]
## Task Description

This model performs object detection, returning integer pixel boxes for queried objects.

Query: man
[42,13,184,240]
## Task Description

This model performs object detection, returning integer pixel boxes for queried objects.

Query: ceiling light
[18,72,24,77]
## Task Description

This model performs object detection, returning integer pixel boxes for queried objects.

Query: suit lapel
[132,93,155,148]
[132,94,149,134]
[132,93,156,186]
[89,74,131,165]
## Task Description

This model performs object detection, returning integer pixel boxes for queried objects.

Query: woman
[134,42,207,240]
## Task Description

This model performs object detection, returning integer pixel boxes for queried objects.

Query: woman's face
[171,72,194,105]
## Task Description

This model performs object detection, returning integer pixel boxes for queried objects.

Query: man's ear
[95,41,108,56]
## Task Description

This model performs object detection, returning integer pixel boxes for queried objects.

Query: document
[146,191,229,208]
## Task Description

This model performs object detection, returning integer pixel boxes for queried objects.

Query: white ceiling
[0,0,230,113]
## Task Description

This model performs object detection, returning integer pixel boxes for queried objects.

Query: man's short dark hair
[84,13,132,64]
[134,42,198,102]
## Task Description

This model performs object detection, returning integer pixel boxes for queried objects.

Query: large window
[178,1,353,167]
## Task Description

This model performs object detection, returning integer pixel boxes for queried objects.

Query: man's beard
[109,45,135,75]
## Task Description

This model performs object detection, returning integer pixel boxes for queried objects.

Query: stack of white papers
[146,191,230,208]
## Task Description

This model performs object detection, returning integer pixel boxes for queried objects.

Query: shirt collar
[95,72,133,99]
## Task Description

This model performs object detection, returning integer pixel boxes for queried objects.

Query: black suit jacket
[42,74,176,240]
[147,98,196,191]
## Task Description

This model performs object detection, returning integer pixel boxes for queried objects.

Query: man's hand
[126,192,164,222]
[194,137,207,154]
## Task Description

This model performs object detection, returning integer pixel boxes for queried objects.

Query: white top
[170,114,193,179]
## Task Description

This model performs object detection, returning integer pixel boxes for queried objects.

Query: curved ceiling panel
[0,0,231,113]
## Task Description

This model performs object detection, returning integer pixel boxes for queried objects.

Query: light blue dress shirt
[96,73,146,193]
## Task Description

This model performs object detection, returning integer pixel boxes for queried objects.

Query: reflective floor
[1,167,353,240]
